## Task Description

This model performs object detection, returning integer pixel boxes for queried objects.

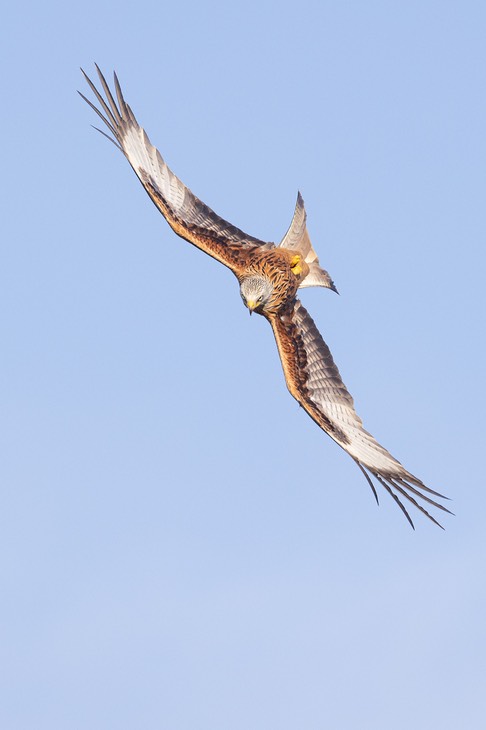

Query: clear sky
[1,1,485,728]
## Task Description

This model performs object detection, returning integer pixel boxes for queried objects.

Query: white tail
[279,193,338,292]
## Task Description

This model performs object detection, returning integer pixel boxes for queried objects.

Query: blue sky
[1,1,485,728]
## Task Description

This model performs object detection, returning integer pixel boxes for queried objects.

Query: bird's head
[239,275,274,315]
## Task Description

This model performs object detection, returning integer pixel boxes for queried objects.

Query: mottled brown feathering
[269,301,450,528]
[81,67,451,528]
[79,65,272,274]
[240,248,308,315]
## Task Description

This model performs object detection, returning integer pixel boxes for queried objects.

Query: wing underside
[80,66,272,272]
[269,300,451,528]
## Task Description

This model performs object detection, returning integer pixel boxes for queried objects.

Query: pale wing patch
[80,67,272,271]
[290,301,423,471]
[271,300,451,527]
[122,121,268,246]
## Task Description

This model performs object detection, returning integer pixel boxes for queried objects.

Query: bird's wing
[79,66,273,273]
[269,300,451,528]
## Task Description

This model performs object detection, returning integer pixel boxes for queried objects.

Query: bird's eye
[257,295,263,303]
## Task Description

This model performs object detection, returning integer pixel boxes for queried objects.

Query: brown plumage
[80,66,451,528]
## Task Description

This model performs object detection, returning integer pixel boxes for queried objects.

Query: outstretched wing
[79,66,272,272]
[269,300,451,528]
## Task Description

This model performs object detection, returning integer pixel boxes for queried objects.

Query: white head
[239,275,274,314]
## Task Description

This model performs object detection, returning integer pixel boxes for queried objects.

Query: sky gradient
[1,2,486,728]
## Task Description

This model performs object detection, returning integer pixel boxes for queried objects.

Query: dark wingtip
[355,461,379,505]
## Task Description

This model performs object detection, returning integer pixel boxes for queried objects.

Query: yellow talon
[290,254,303,276]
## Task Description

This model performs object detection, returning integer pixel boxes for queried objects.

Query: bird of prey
[80,66,451,528]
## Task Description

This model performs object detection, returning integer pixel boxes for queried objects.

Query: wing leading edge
[80,66,273,272]
[269,300,451,528]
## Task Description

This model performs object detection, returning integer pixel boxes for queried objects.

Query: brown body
[238,248,308,315]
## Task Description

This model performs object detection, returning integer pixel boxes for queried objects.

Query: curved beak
[246,299,256,315]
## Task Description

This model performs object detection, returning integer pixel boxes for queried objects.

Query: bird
[79,65,451,529]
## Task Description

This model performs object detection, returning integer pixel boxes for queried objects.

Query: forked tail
[279,192,338,292]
